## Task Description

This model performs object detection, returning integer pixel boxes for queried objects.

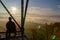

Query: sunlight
[11,7,17,14]
[11,7,16,11]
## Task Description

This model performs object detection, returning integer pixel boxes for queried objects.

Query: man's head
[9,17,12,21]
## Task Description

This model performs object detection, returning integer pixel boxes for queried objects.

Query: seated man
[6,17,16,38]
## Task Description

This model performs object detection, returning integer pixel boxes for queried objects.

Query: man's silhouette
[6,17,16,39]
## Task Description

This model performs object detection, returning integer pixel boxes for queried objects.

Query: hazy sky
[0,0,60,17]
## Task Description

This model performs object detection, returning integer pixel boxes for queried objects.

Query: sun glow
[11,7,17,14]
[11,7,17,11]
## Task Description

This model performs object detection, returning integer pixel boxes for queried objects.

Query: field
[0,17,60,40]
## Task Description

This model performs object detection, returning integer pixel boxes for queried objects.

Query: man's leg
[6,30,10,40]
[14,32,16,40]
[8,32,11,40]
[6,30,8,40]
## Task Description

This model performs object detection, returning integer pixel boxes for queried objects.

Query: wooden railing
[0,31,21,40]
[0,31,29,40]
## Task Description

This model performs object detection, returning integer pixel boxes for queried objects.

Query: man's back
[6,21,16,32]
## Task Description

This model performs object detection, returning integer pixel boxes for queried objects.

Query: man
[6,17,16,39]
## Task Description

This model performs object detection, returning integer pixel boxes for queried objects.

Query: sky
[0,0,60,31]
[0,0,60,17]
